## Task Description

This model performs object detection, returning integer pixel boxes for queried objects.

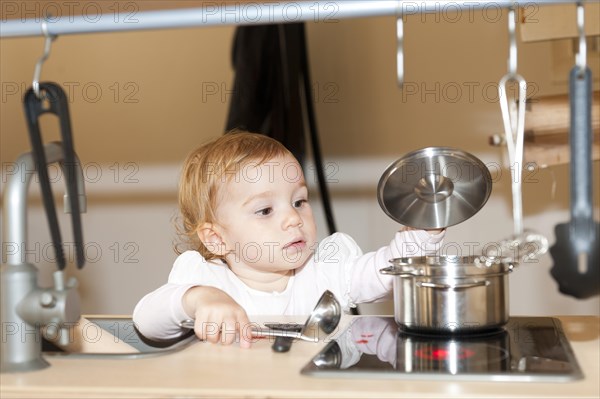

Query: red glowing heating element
[414,347,476,361]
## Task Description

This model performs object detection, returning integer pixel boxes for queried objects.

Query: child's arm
[347,227,445,305]
[182,286,252,348]
[133,284,253,348]
[133,283,194,340]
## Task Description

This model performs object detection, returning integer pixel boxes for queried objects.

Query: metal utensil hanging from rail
[549,4,600,299]
[23,21,86,270]
[495,7,549,264]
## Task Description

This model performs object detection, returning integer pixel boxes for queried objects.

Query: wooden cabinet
[520,3,599,42]
[522,92,600,168]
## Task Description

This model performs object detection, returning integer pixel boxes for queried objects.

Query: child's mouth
[284,240,305,250]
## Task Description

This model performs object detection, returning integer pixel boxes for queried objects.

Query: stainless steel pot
[380,256,515,334]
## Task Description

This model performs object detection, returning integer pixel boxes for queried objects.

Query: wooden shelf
[490,92,600,168]
[520,3,600,42]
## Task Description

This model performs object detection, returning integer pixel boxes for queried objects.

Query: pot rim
[381,255,516,277]
[390,255,512,265]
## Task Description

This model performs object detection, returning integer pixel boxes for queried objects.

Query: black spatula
[549,66,599,299]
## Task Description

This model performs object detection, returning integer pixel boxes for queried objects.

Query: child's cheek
[241,243,262,264]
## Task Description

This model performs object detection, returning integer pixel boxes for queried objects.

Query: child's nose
[282,207,303,229]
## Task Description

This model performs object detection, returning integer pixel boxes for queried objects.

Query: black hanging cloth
[225,23,337,235]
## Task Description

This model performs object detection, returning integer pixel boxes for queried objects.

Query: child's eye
[293,199,308,208]
[255,207,273,216]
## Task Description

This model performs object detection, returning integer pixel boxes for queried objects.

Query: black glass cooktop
[301,317,583,382]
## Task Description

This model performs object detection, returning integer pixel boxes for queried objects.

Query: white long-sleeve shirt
[133,229,444,340]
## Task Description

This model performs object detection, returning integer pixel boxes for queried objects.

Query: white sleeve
[133,283,196,340]
[132,251,211,340]
[348,228,445,304]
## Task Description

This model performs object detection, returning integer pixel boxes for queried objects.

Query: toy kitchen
[1,1,598,398]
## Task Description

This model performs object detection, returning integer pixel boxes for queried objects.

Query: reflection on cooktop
[301,317,583,382]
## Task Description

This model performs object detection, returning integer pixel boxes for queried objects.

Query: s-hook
[396,5,404,88]
[32,19,56,99]
[506,6,518,77]
[576,2,587,74]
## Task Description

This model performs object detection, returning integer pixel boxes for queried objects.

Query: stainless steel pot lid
[377,147,492,229]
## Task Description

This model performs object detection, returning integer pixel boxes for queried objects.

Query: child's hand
[425,228,444,235]
[404,226,445,236]
[183,286,253,349]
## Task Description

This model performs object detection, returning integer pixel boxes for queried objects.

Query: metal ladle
[179,290,341,344]
[296,290,342,341]
[495,8,548,264]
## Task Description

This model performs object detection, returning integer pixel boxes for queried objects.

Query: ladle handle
[178,319,311,341]
[252,328,305,340]
[498,73,527,236]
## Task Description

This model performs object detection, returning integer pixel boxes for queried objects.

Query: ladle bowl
[298,290,342,342]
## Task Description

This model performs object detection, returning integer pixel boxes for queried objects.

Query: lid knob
[414,174,454,203]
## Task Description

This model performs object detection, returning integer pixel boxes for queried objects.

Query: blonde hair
[176,131,294,260]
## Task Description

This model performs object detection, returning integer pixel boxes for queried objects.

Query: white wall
[11,154,599,317]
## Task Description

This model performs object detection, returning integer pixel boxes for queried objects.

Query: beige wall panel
[1,5,599,315]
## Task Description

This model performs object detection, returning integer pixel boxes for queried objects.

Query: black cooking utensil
[549,66,599,299]
[264,323,302,353]
[23,82,85,269]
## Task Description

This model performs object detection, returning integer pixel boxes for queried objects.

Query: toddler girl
[133,132,444,348]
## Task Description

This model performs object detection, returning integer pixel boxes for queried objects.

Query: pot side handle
[379,266,420,277]
[416,280,490,290]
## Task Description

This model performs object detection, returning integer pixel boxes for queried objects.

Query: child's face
[213,154,318,276]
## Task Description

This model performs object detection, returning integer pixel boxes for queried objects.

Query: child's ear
[197,223,227,256]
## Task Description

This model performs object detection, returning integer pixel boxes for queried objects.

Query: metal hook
[576,3,586,72]
[32,20,56,99]
[396,10,404,89]
[507,7,517,76]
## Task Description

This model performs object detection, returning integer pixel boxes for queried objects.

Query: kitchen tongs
[549,5,599,298]
[23,82,85,269]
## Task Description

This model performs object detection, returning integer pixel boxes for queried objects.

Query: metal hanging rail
[0,0,589,38]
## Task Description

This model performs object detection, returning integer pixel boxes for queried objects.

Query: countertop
[1,315,599,399]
